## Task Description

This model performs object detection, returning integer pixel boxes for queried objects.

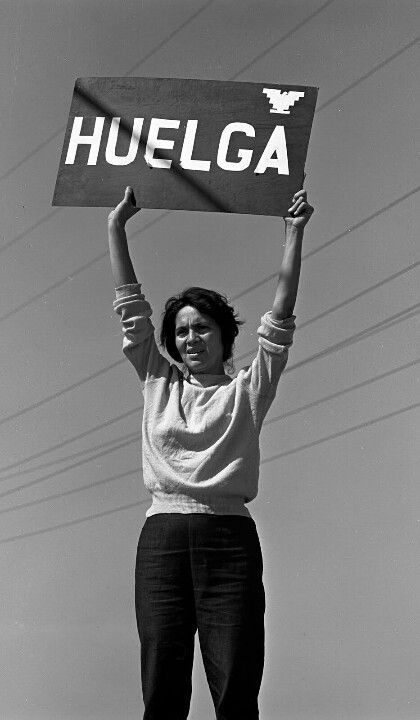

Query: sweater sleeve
[245,311,296,430]
[113,283,170,384]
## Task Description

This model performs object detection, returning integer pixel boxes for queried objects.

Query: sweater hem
[145,496,251,518]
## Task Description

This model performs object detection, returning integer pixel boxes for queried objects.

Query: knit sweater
[113,283,295,517]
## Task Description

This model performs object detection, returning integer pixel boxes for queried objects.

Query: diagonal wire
[2,356,417,510]
[1,255,417,473]
[0,468,142,515]
[2,12,414,259]
[236,303,420,366]
[0,499,150,546]
[0,296,418,435]
[298,260,420,330]
[261,401,420,465]
[1,399,418,546]
[316,36,419,112]
[0,359,125,429]
[0,405,141,475]
[265,357,420,425]
[284,305,420,374]
[2,310,418,500]
[235,260,420,361]
[124,0,216,76]
[232,187,420,300]
[0,5,417,540]
[3,355,417,484]
[2,185,416,326]
[230,0,337,79]
[0,0,333,254]
[0,0,217,185]
[1,183,417,328]
[0,436,141,500]
[0,430,141,482]
[0,211,169,322]
[0,0,332,186]
[0,209,61,255]
[302,189,420,262]
[0,25,417,430]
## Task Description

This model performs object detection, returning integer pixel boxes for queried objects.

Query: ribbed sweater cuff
[257,310,296,351]
[114,283,143,300]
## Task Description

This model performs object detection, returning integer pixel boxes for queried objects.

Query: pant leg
[191,515,265,720]
[135,514,197,720]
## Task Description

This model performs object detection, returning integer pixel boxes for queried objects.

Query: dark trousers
[135,513,265,720]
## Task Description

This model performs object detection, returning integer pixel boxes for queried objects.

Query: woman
[108,186,313,720]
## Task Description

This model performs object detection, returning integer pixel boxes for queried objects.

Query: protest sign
[53,77,317,216]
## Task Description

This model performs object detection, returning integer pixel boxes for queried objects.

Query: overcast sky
[0,1,418,718]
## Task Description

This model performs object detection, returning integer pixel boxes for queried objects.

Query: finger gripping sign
[53,77,318,216]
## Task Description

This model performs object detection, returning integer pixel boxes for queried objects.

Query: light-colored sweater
[113,284,295,517]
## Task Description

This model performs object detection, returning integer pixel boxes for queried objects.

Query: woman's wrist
[284,222,304,238]
[108,214,127,230]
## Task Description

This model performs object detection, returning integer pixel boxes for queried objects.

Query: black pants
[135,513,265,720]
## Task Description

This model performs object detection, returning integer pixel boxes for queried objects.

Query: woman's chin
[187,362,207,374]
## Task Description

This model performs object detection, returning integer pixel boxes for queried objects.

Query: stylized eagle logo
[262,89,305,114]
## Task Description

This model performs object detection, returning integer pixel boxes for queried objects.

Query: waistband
[145,492,251,518]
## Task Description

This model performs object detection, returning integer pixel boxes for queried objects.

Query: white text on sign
[65,118,290,175]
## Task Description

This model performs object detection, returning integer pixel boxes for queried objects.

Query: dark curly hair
[160,287,244,364]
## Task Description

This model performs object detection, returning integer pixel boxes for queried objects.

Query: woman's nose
[187,328,197,342]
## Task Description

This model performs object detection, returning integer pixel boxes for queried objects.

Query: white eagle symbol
[262,88,305,114]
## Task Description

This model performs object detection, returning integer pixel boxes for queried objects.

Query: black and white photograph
[0,2,418,718]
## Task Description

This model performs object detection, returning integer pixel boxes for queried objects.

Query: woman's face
[175,305,225,375]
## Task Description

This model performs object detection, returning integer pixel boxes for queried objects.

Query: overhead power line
[236,302,420,366]
[2,357,417,512]
[1,399,418,546]
[232,187,420,300]
[0,405,141,475]
[302,188,420,262]
[0,0,216,184]
[264,358,420,426]
[0,211,169,321]
[316,36,419,112]
[1,15,414,260]
[0,468,142,516]
[1,292,418,440]
[265,357,420,425]
[231,0,337,79]
[284,304,420,374]
[0,359,125,429]
[124,0,217,76]
[0,17,417,449]
[261,401,420,466]
[0,209,61,255]
[1,185,417,326]
[0,430,141,482]
[0,499,150,546]
[0,0,335,186]
[0,435,141,501]
[297,260,419,330]
[1,254,417,474]
[0,6,417,543]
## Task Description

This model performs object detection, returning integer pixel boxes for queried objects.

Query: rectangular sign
[52,77,318,216]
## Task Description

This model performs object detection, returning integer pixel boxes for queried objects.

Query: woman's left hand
[284,189,314,229]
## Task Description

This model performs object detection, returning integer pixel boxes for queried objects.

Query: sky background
[0,1,418,718]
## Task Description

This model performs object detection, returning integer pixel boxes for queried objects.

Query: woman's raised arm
[108,186,141,287]
[271,189,314,321]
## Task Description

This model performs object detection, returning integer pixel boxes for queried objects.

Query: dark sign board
[53,77,317,216]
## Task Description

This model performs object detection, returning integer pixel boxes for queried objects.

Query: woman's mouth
[186,349,203,357]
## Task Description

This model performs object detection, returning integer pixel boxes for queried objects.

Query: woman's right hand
[108,186,141,227]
